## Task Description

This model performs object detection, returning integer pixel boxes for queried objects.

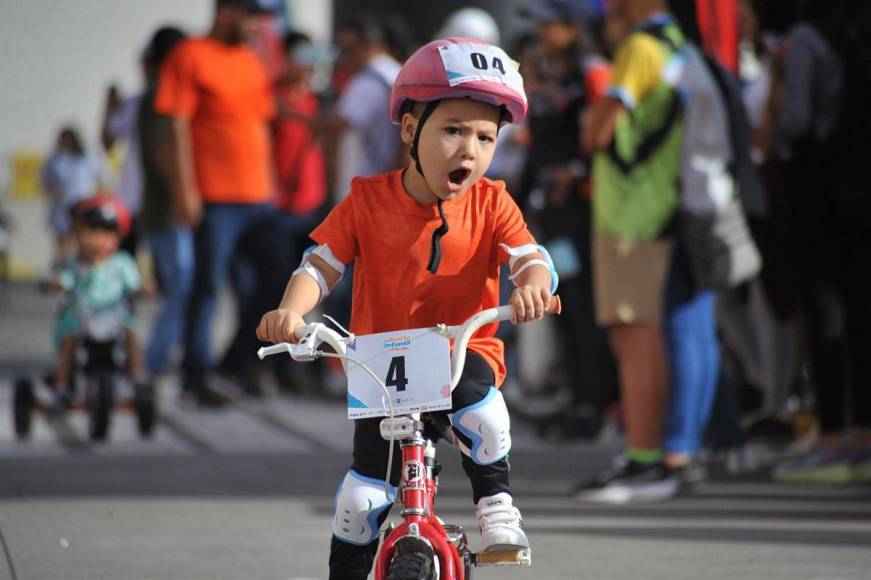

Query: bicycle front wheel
[386,551,436,580]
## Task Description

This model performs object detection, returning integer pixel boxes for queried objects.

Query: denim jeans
[183,203,285,386]
[145,226,194,376]
[220,207,325,373]
[663,243,720,456]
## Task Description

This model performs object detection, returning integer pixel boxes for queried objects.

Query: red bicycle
[259,296,560,579]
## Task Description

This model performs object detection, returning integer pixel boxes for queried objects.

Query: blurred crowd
[26,0,871,499]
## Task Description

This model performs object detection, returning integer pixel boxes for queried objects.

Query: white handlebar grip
[257,343,292,359]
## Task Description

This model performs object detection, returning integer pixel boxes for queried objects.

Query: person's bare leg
[55,336,78,405]
[56,337,77,386]
[125,329,146,383]
[608,324,669,452]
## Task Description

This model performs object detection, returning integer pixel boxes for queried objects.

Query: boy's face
[74,223,120,263]
[402,98,500,202]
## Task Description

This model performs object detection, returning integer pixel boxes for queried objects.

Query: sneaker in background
[574,456,679,504]
[772,446,853,485]
[850,448,871,485]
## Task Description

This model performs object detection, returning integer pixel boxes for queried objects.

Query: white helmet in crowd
[435,7,501,46]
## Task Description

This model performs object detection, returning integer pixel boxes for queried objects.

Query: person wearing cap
[156,0,284,406]
[258,37,558,578]
[51,195,145,407]
[574,0,686,503]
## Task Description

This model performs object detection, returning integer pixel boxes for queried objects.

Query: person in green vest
[574,0,684,503]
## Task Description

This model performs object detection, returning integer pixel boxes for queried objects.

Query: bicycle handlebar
[257,295,561,391]
[445,295,560,390]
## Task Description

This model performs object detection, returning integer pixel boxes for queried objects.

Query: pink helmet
[390,37,528,126]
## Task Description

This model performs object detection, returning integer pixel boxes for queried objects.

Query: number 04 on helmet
[389,37,528,127]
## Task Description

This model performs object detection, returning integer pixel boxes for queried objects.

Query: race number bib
[437,42,525,96]
[346,328,452,419]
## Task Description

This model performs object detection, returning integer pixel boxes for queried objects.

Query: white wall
[0,0,333,278]
[0,0,214,163]
[287,0,332,43]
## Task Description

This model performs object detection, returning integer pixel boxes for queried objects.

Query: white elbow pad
[291,244,346,302]
[499,243,559,294]
[310,244,346,275]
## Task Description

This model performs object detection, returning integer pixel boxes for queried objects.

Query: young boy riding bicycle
[257,36,557,579]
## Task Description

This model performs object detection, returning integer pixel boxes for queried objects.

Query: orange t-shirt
[310,170,538,387]
[156,37,275,204]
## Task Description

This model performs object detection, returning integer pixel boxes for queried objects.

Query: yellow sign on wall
[9,151,45,201]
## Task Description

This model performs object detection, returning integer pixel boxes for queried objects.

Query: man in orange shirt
[258,37,557,579]
[157,0,282,406]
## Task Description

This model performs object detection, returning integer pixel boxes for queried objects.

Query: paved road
[1,282,870,580]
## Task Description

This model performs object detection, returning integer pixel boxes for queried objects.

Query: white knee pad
[332,470,395,545]
[451,387,511,465]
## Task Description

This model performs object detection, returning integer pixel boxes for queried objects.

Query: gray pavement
[1,282,870,580]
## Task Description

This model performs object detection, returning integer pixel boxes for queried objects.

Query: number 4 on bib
[346,328,452,419]
[386,356,408,392]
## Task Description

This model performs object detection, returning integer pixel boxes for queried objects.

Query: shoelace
[477,504,523,530]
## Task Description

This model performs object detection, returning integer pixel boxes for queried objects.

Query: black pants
[329,353,510,579]
[787,149,871,433]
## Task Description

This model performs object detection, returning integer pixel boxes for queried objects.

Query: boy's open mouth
[448,168,471,185]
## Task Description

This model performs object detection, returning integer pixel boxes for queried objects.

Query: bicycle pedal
[473,548,531,566]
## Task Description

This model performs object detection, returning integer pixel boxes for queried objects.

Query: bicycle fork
[374,422,469,579]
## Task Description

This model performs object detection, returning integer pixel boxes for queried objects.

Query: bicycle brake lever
[291,325,324,361]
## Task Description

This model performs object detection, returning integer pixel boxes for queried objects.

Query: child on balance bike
[50,195,153,438]
[257,36,557,580]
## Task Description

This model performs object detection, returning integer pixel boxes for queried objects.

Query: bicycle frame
[374,430,466,578]
[258,296,560,579]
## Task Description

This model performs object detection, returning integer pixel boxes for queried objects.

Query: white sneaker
[475,493,529,553]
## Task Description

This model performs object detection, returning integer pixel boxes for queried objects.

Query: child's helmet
[390,37,527,126]
[72,194,131,237]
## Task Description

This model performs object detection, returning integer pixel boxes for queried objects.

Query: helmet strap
[410,100,441,178]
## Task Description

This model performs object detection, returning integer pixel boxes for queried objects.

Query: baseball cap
[73,194,131,237]
[519,0,588,23]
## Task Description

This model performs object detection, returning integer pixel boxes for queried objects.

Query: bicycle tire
[13,378,34,439]
[386,551,436,580]
[134,383,157,437]
[89,371,114,441]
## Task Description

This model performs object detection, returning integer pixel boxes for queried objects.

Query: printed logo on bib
[403,460,426,491]
[437,42,525,98]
